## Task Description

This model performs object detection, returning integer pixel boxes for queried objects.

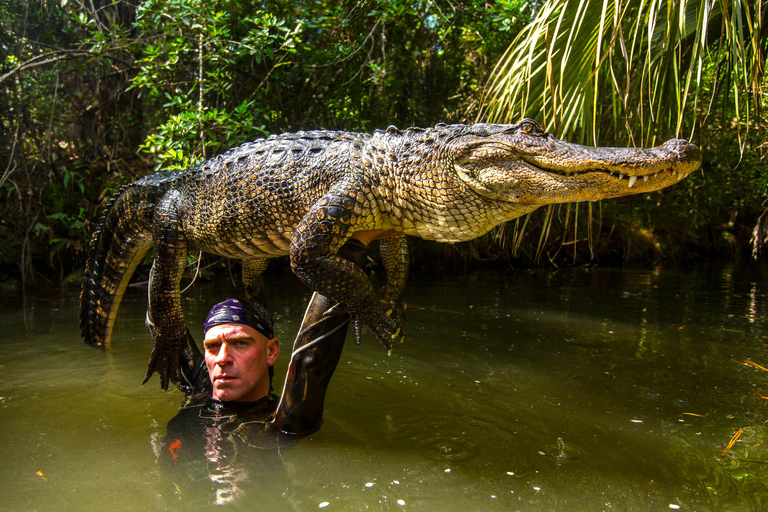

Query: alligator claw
[323,296,402,350]
[346,309,393,350]
[323,301,397,350]
[142,321,193,390]
[358,303,396,350]
[352,316,364,346]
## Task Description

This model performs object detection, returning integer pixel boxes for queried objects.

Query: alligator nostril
[664,139,687,150]
[664,139,700,159]
[662,139,702,169]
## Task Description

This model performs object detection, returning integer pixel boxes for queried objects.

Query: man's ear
[266,338,279,366]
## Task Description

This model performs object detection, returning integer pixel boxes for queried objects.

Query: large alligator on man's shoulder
[80,119,702,389]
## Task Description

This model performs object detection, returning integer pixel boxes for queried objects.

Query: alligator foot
[324,300,401,350]
[143,313,194,390]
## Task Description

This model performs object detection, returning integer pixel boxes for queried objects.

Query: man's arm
[273,239,372,434]
[272,291,350,434]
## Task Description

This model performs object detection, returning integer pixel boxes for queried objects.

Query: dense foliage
[1,0,766,287]
[0,0,527,284]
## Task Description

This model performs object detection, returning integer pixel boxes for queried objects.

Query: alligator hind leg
[143,190,194,390]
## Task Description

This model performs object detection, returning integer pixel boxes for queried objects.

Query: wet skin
[203,323,279,402]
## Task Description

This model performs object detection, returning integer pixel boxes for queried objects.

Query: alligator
[80,119,702,390]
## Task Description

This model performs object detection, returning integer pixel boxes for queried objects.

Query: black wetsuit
[163,392,292,506]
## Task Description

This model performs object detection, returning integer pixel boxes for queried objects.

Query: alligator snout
[662,138,702,170]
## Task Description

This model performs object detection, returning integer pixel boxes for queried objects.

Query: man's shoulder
[166,394,211,437]
[223,393,280,423]
[184,392,213,408]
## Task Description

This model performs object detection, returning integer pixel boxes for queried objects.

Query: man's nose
[214,343,232,364]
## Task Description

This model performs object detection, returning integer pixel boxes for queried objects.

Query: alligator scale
[80,119,702,389]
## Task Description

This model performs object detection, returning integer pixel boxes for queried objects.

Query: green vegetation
[485,0,768,265]
[0,0,766,286]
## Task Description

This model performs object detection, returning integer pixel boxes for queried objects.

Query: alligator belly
[192,233,292,259]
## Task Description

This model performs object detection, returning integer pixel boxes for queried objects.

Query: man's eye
[236,340,249,347]
[205,343,220,352]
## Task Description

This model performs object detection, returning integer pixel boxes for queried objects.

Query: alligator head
[451,119,702,205]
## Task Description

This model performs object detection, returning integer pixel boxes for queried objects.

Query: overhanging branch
[0,48,133,85]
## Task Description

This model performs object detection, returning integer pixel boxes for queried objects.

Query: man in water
[165,239,372,451]
[162,238,393,503]
[168,290,354,438]
[163,291,354,504]
[168,235,395,436]
[169,297,284,427]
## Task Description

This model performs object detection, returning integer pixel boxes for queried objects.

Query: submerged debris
[721,428,744,456]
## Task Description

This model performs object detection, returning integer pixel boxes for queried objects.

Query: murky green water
[3,264,768,511]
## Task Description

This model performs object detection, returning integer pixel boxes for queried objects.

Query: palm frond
[484,0,767,148]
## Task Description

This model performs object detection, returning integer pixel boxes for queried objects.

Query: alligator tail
[79,183,164,347]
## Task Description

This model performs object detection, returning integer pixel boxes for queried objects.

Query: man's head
[202,298,279,402]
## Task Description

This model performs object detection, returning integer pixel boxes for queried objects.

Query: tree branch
[0,48,134,85]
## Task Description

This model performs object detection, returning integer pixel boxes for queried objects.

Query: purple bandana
[203,298,275,340]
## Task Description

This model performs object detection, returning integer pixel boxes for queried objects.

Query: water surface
[2,264,768,511]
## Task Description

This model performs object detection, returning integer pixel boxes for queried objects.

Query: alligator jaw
[548,165,690,199]
[520,137,703,200]
[455,136,702,205]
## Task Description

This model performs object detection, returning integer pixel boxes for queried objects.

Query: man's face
[203,323,279,402]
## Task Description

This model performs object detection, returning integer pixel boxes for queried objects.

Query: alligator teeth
[643,175,649,182]
[619,174,624,180]
[628,176,637,188]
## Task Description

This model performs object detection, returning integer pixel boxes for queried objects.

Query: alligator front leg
[143,190,194,390]
[290,191,397,349]
[378,234,408,340]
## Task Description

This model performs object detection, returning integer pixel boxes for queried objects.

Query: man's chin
[212,382,243,402]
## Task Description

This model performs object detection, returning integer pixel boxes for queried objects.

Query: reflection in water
[204,425,248,505]
[2,264,768,510]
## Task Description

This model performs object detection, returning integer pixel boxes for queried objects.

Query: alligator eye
[519,120,541,135]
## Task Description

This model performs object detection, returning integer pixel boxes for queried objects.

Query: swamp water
[2,265,768,511]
